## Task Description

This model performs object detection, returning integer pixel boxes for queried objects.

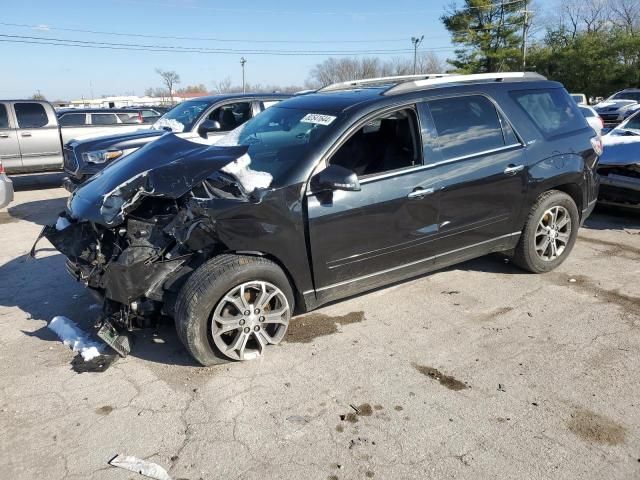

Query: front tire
[175,254,294,366]
[512,190,579,273]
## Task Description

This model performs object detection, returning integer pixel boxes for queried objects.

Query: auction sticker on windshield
[300,113,336,126]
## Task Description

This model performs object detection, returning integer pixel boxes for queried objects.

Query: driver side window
[208,102,253,132]
[329,107,421,177]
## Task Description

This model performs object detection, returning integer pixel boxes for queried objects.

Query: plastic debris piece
[48,316,106,361]
[55,216,71,231]
[108,454,171,480]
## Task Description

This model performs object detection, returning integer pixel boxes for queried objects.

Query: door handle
[407,187,435,199]
[504,164,524,175]
[21,132,32,137]
[0,133,8,138]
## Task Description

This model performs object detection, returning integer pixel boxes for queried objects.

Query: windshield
[611,92,640,102]
[152,100,212,132]
[216,106,337,182]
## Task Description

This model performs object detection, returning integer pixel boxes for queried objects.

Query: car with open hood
[36,72,600,366]
[61,94,289,192]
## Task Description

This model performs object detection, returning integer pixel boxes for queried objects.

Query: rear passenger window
[510,88,586,137]
[92,113,118,125]
[428,95,511,160]
[0,105,9,129]
[59,113,86,126]
[14,103,49,128]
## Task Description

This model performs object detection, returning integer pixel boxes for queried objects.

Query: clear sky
[1,0,549,100]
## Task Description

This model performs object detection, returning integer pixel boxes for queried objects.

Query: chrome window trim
[305,231,522,295]
[358,143,523,185]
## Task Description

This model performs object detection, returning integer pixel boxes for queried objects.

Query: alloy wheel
[535,206,572,261]
[210,281,290,361]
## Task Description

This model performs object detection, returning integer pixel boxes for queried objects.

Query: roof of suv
[279,72,554,114]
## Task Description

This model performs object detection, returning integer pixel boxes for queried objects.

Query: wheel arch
[225,249,307,313]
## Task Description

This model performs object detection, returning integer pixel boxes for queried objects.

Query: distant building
[67,92,210,109]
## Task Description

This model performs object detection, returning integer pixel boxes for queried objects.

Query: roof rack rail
[384,72,547,95]
[317,73,452,93]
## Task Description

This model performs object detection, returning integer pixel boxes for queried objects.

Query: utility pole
[411,36,424,74]
[521,5,531,70]
[240,57,247,93]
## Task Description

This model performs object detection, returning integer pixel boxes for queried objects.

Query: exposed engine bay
[33,135,272,355]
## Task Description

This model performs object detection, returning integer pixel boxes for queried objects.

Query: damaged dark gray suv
[37,73,601,365]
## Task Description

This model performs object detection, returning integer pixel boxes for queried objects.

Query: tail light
[598,116,604,129]
[0,160,4,174]
[591,136,603,156]
[138,111,144,123]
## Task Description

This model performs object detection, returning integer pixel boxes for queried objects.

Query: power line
[0,34,457,56]
[0,22,410,44]
[121,0,528,16]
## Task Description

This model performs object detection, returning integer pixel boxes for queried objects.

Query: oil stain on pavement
[285,311,365,343]
[567,408,626,445]
[413,363,469,391]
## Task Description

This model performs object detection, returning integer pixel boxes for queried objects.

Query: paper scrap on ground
[109,455,171,480]
[48,316,106,361]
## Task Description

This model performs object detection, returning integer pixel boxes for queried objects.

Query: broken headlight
[100,192,126,224]
[83,149,123,164]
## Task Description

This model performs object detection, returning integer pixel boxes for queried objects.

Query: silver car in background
[0,160,14,209]
[578,104,604,136]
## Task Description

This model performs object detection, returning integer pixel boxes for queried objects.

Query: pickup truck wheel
[512,190,579,273]
[175,254,294,366]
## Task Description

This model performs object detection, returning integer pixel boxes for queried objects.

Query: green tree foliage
[441,0,528,73]
[528,28,640,98]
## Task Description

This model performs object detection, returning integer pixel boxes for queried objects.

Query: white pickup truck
[0,100,144,174]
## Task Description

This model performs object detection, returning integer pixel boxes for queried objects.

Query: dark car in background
[61,94,289,191]
[41,73,600,366]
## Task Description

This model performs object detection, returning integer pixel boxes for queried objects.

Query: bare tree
[213,76,233,94]
[308,54,446,86]
[155,69,180,102]
[610,0,640,33]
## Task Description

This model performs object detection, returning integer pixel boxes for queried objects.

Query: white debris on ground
[55,216,71,231]
[109,455,171,480]
[222,153,273,192]
[48,316,106,361]
[152,118,185,132]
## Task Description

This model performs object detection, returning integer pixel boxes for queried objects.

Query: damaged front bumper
[37,206,213,331]
[598,165,640,208]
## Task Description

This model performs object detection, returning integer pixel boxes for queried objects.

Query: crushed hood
[68,134,249,225]
[599,133,640,166]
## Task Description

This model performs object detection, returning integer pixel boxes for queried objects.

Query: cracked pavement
[1,175,639,479]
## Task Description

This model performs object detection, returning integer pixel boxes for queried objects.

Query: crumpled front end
[598,135,640,208]
[36,134,271,351]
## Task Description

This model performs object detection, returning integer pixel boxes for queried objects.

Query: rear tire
[175,254,294,366]
[512,190,579,273]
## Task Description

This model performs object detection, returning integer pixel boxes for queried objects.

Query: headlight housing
[82,149,123,164]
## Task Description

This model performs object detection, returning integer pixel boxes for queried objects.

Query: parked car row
[37,72,602,365]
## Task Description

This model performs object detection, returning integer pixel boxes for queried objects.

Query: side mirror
[197,120,221,138]
[311,165,361,192]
